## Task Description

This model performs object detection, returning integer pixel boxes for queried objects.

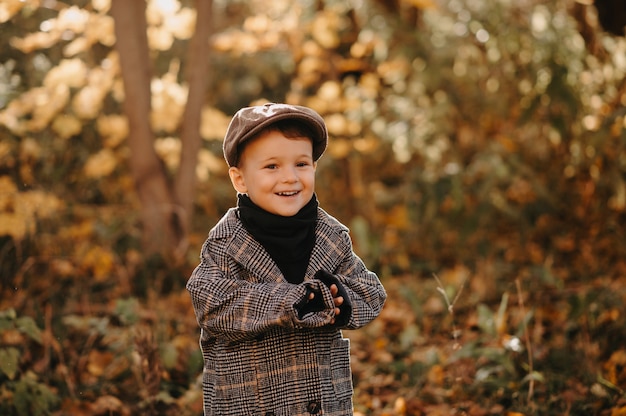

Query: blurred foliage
[1,0,626,414]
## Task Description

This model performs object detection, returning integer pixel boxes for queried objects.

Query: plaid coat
[187,207,386,416]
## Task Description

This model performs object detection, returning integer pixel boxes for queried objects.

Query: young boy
[187,102,387,416]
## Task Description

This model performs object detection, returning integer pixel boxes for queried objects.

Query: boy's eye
[265,164,278,169]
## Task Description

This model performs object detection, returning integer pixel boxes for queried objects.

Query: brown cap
[222,103,328,167]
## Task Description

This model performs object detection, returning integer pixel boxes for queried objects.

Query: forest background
[1,0,626,415]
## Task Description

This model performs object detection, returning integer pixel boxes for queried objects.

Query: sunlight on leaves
[146,0,196,47]
[84,149,117,178]
[604,349,626,387]
[402,0,437,9]
[43,58,87,89]
[0,0,31,24]
[72,85,105,119]
[82,245,115,282]
[311,11,342,49]
[200,106,230,141]
[155,137,181,171]
[0,176,64,240]
[97,114,129,148]
[151,71,187,133]
[10,31,59,53]
[196,149,224,182]
[52,114,82,139]
[163,7,195,40]
[56,6,90,34]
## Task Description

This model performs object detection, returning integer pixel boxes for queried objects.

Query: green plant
[0,308,60,416]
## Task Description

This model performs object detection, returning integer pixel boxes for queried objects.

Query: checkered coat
[187,207,386,416]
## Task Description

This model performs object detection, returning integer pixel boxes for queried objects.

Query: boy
[187,102,387,416]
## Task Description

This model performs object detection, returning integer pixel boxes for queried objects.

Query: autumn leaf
[87,349,114,377]
[84,149,117,178]
[0,347,20,380]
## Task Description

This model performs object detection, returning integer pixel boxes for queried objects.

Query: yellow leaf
[44,59,88,89]
[604,349,626,386]
[326,114,350,136]
[72,85,104,119]
[200,106,230,141]
[19,137,42,162]
[0,0,31,24]
[28,85,70,131]
[377,58,411,84]
[52,115,82,139]
[0,141,12,164]
[394,397,407,415]
[82,246,115,281]
[0,175,18,199]
[0,213,27,240]
[0,178,63,240]
[496,134,518,152]
[318,81,342,101]
[87,349,113,376]
[165,7,196,40]
[327,139,351,159]
[196,149,224,181]
[154,137,181,170]
[311,12,341,49]
[611,406,626,416]
[56,6,90,33]
[402,0,437,9]
[426,364,445,386]
[10,31,60,53]
[97,114,128,148]
[63,37,91,57]
[84,149,117,178]
[92,0,110,13]
[148,26,174,51]
[18,189,64,220]
[85,14,116,47]
[354,137,379,154]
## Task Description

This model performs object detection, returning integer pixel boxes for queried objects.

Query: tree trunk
[174,0,214,249]
[110,0,184,258]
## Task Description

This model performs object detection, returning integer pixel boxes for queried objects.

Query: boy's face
[228,130,317,217]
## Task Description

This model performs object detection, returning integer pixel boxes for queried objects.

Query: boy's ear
[228,167,247,194]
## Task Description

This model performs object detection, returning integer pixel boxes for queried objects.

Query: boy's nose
[282,167,298,182]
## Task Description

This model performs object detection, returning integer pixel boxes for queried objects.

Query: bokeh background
[1,0,626,414]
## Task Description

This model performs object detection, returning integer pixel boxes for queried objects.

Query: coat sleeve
[330,229,387,330]
[186,237,336,343]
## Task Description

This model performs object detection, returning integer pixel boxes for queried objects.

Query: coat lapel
[226,221,285,283]
[305,211,347,278]
[220,208,348,283]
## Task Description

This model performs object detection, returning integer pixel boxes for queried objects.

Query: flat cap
[223,103,328,167]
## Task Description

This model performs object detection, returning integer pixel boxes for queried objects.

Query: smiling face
[228,129,317,217]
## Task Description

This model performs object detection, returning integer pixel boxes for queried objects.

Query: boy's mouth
[277,191,299,196]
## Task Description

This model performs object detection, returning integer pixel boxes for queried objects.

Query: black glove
[314,270,352,327]
[295,285,326,320]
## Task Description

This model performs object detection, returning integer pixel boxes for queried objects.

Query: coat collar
[214,208,348,282]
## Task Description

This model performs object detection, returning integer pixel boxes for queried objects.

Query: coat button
[264,412,275,416]
[307,400,321,414]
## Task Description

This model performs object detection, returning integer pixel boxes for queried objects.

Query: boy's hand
[295,286,325,320]
[314,270,352,327]
[329,284,344,324]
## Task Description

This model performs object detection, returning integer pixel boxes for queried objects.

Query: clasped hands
[296,270,352,327]
[306,280,344,324]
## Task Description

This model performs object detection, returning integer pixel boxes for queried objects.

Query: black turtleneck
[237,194,318,284]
